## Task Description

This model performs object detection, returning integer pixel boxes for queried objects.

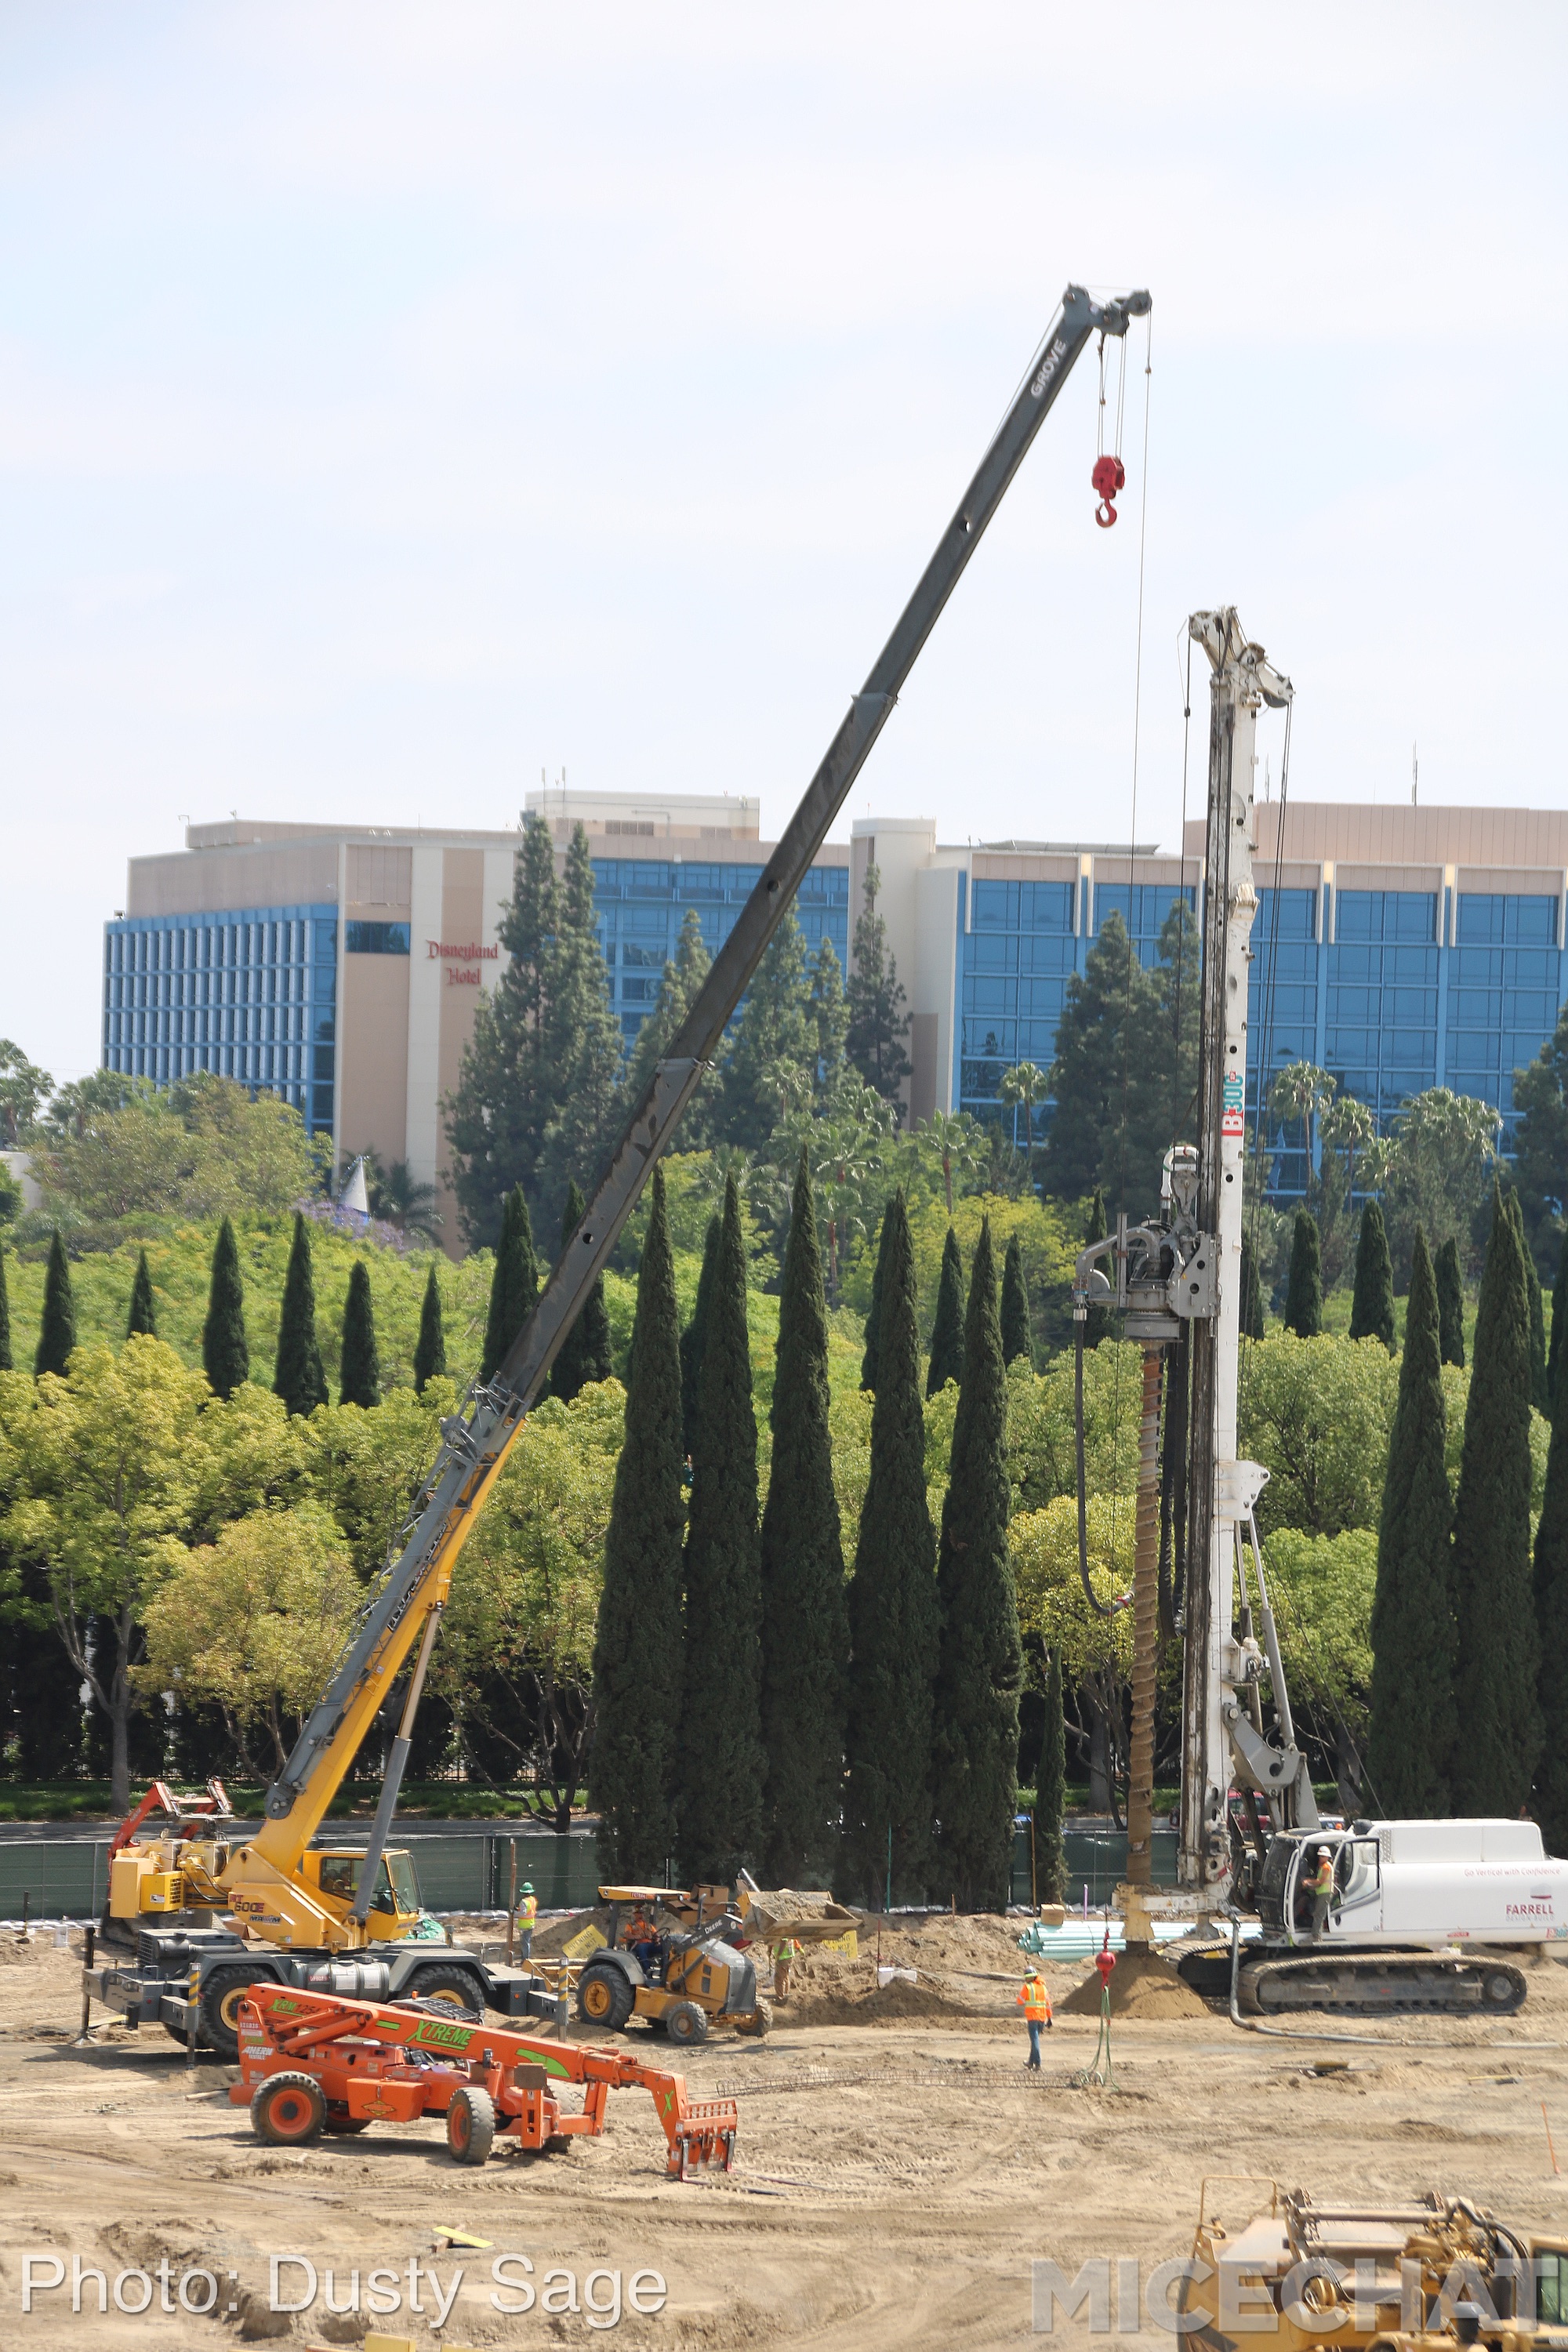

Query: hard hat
[521,1881,534,1893]
[1316,1846,1330,1857]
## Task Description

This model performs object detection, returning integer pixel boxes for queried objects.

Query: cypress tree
[679,1213,720,1461]
[1000,1231,1033,1370]
[1367,1229,1455,1814]
[1450,1188,1541,1815]
[203,1215,249,1399]
[1549,1230,1568,1408]
[34,1231,76,1378]
[591,1167,686,1880]
[0,1243,11,1372]
[860,1200,893,1392]
[480,1185,539,1385]
[1436,1236,1466,1369]
[1348,1200,1396,1350]
[1036,1649,1067,1906]
[549,1178,613,1402]
[927,1226,965,1397]
[1509,1190,1550,1414]
[843,1191,938,1907]
[1240,1232,1265,1341]
[1083,1187,1112,1348]
[1534,1272,1568,1856]
[412,1261,446,1393]
[126,1248,158,1338]
[1283,1209,1323,1338]
[339,1260,381,1407]
[677,1175,764,1882]
[760,1151,849,1885]
[931,1218,1022,1911]
[273,1213,328,1417]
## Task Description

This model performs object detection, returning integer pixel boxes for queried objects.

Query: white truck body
[1298,1820,1568,1950]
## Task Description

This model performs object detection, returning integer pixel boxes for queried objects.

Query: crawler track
[1236,1951,1527,2017]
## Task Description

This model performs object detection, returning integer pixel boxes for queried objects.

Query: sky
[3,3,1566,1083]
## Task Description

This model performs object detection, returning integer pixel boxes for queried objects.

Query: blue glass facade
[103,906,339,1135]
[591,855,849,1040]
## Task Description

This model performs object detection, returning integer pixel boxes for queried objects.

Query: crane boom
[241,280,1151,1926]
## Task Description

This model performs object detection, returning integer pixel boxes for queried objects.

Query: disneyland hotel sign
[427,939,499,987]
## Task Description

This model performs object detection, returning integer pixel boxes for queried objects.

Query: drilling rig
[1073,610,1566,2018]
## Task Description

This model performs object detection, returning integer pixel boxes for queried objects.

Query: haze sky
[4,5,1565,1083]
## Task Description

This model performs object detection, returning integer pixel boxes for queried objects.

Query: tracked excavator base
[1176,1945,1528,2016]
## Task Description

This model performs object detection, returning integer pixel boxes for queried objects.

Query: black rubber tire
[577,1963,634,2031]
[446,2085,495,2165]
[663,1999,709,2047]
[733,2000,771,2038]
[200,1966,265,2062]
[251,2071,326,2147]
[402,1965,485,2018]
[323,2110,370,2135]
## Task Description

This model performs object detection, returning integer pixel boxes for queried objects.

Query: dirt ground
[4,1922,1568,2349]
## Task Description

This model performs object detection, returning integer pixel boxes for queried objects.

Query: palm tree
[1268,1061,1335,1209]
[920,1109,984,1219]
[999,1062,1047,1177]
[364,1153,442,1243]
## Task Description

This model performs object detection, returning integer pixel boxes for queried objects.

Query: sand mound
[1059,1947,1208,2020]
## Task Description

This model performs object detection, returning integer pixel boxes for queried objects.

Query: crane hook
[1091,454,1128,529]
[1091,452,1125,528]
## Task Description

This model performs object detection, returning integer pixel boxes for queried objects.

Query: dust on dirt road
[3,1923,1568,2348]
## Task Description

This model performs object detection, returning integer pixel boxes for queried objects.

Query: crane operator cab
[1257,1829,1382,1945]
[303,1848,437,1944]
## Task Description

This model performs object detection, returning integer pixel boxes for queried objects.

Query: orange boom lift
[230,1980,738,2180]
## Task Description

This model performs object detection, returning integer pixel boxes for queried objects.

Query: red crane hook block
[1091,452,1126,528]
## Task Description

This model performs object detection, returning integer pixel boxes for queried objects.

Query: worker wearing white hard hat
[1308,1846,1338,1941]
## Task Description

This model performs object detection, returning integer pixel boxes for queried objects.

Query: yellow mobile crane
[85,278,1151,2063]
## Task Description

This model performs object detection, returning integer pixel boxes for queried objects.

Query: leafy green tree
[931,1219,1021,1910]
[1534,1271,1568,1857]
[680,1213,720,1461]
[9,1336,207,1809]
[1039,907,1199,1218]
[1036,1648,1067,1904]
[1435,1236,1466,1369]
[481,1185,539,1385]
[591,1167,685,1879]
[808,935,848,1094]
[549,1179,613,1403]
[0,1037,52,1144]
[273,1213,328,1417]
[339,1261,381,1408]
[364,1155,442,1245]
[1000,1231,1033,1368]
[1240,1232,1265,1340]
[0,1244,11,1372]
[760,1152,849,1883]
[125,1249,158,1339]
[1283,1210,1323,1338]
[843,1190,938,1905]
[444,815,559,1249]
[34,1232,76,1377]
[1367,1229,1454,1813]
[412,1261,446,1394]
[927,1227,965,1397]
[1237,1331,1401,1539]
[39,1073,323,1232]
[720,905,816,1144]
[1512,999,1568,1273]
[677,1175,764,1880]
[860,1200,893,1392]
[1551,1233,1568,1408]
[844,862,912,1110]
[202,1216,249,1399]
[1348,1200,1396,1349]
[1363,1087,1501,1279]
[1450,1189,1541,1815]
[623,909,716,1145]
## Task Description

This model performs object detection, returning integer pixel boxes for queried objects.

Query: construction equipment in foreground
[86,276,1149,2062]
[231,1980,737,2180]
[1072,610,1568,2016]
[1177,2178,1568,2351]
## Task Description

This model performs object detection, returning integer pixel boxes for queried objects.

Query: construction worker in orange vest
[1016,1969,1053,2068]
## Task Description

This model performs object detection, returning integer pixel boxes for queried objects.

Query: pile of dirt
[783,1968,976,2028]
[1058,1947,1208,2020]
